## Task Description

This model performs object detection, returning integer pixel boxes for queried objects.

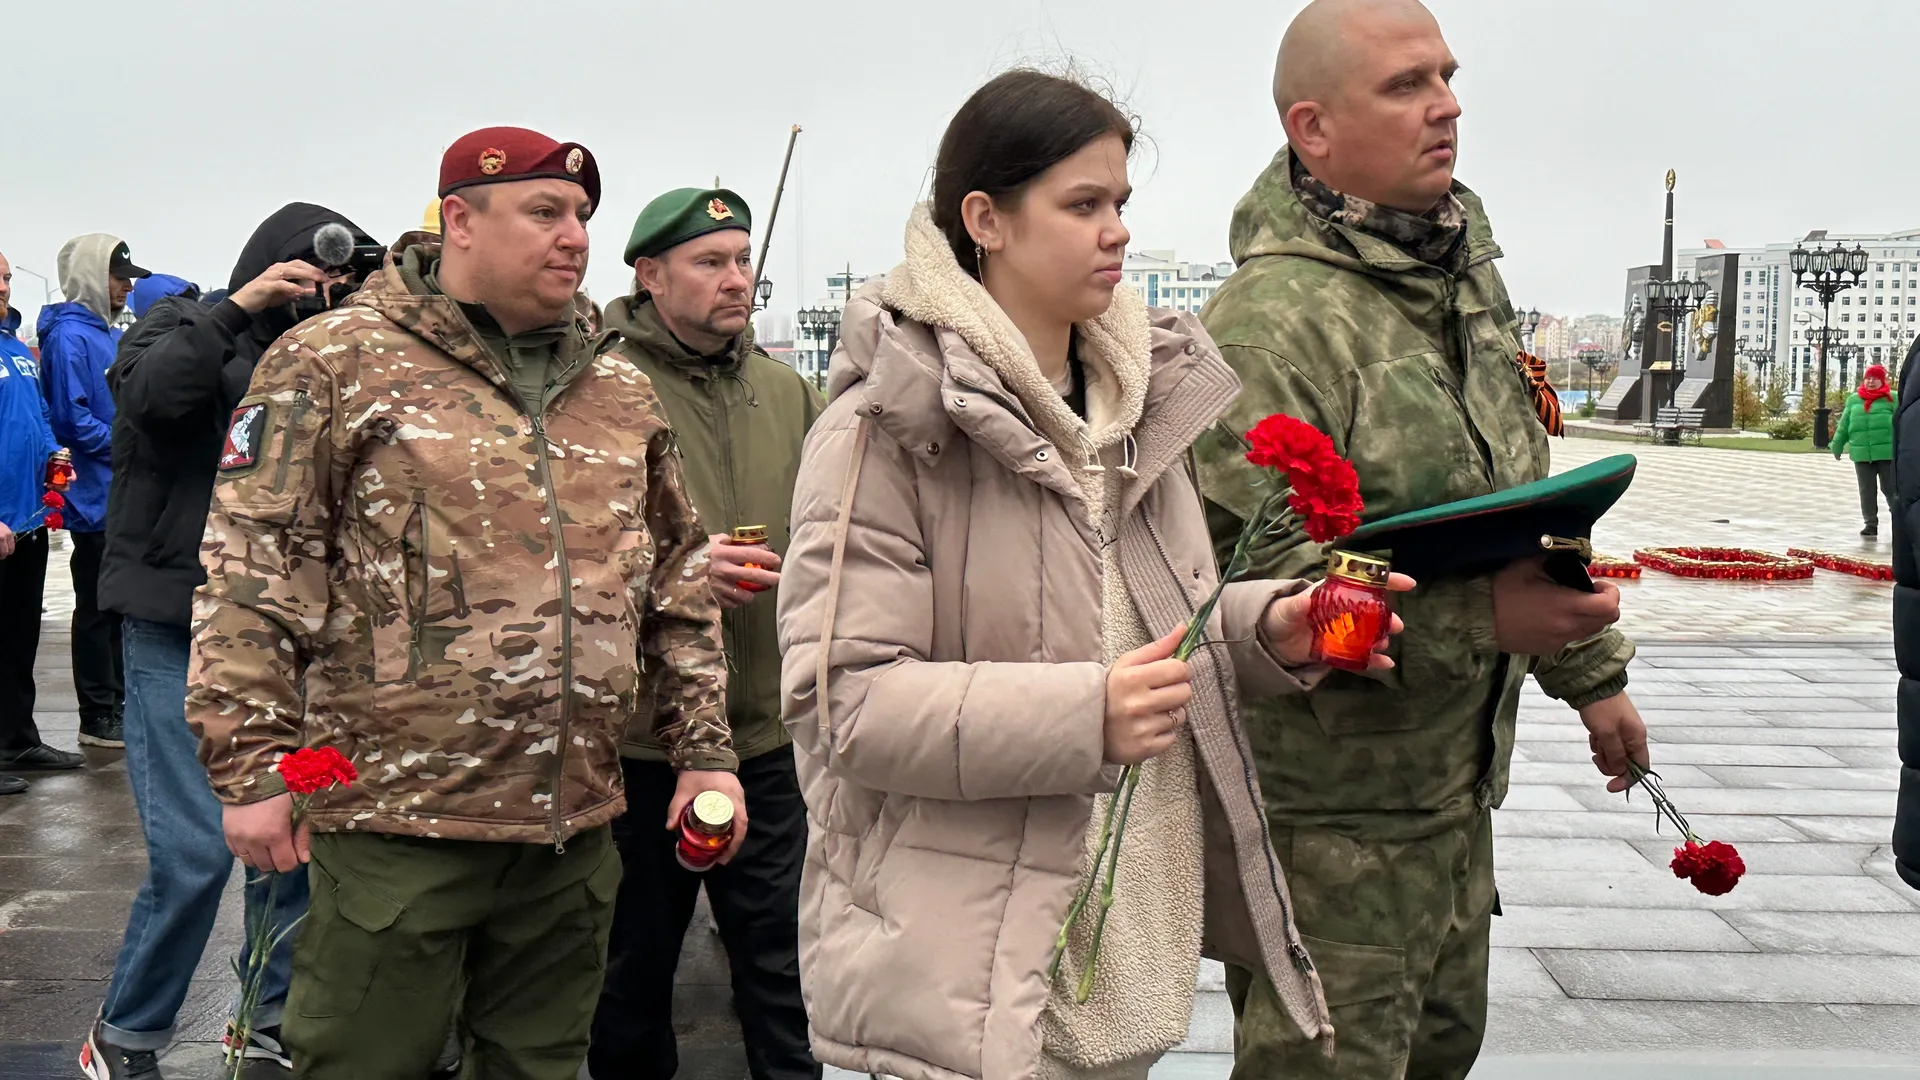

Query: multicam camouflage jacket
[1196,148,1634,836]
[188,261,732,845]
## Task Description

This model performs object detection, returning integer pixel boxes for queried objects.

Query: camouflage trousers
[284,826,621,1079]
[1226,811,1493,1080]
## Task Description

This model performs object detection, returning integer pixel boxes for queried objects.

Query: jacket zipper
[529,411,575,853]
[1140,509,1319,985]
[405,489,428,679]
[1438,274,1496,487]
[271,383,312,493]
[708,377,749,688]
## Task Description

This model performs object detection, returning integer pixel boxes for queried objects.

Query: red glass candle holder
[47,449,75,493]
[730,525,770,593]
[676,790,736,872]
[1309,550,1391,673]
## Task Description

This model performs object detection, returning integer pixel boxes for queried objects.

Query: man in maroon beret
[190,125,741,1078]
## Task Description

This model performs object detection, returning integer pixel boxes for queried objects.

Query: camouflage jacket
[188,261,733,845]
[1197,148,1633,834]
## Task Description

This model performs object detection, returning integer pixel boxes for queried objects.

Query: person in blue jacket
[0,250,86,792]
[37,233,148,749]
[128,273,200,320]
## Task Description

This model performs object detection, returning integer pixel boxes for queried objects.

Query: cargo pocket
[293,860,404,1019]
[1298,933,1413,1065]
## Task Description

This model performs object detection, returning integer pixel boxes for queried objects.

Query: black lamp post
[1735,334,1773,393]
[1643,277,1710,423]
[1518,307,1543,355]
[753,278,774,312]
[1576,343,1607,407]
[795,306,841,391]
[1789,241,1868,448]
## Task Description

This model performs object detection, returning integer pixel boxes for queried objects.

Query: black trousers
[68,531,122,721]
[1857,459,1896,527]
[590,745,819,1080]
[0,528,49,752]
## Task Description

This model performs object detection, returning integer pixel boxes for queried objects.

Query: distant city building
[790,269,879,385]
[1121,250,1234,314]
[1675,228,1920,388]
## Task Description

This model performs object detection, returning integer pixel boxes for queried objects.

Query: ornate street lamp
[754,278,774,311]
[1519,307,1543,355]
[1790,239,1869,447]
[795,306,842,391]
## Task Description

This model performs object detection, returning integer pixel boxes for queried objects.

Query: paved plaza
[3,440,1918,1078]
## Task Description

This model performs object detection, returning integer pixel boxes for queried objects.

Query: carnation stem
[1049,767,1130,982]
[1075,763,1142,1003]
[1625,762,1697,844]
[1176,488,1290,661]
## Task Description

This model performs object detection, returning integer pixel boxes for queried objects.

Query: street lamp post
[795,306,841,391]
[1735,334,1774,395]
[1519,307,1542,356]
[1575,343,1607,410]
[1790,241,1868,449]
[1642,277,1710,429]
[753,279,774,312]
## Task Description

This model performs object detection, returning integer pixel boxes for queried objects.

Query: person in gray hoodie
[32,233,147,753]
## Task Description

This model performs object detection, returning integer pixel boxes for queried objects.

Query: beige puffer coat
[777,205,1335,1080]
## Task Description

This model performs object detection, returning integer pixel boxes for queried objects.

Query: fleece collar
[881,203,1151,463]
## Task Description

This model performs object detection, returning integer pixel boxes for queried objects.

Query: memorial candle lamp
[730,525,771,593]
[1309,550,1392,672]
[47,448,75,492]
[676,790,737,872]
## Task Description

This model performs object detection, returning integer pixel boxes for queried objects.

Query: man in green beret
[1195,3,1650,1078]
[590,187,824,1080]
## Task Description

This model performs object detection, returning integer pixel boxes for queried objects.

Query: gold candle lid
[690,790,735,832]
[731,525,769,544]
[1326,549,1391,585]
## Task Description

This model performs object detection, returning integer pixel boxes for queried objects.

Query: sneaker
[223,1022,293,1069]
[78,1020,163,1079]
[0,774,24,795]
[2,743,84,770]
[79,715,125,749]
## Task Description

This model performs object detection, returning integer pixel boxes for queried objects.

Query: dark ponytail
[931,70,1136,279]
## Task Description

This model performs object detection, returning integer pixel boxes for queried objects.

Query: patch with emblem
[565,147,584,175]
[220,404,267,471]
[706,198,734,221]
[479,147,507,175]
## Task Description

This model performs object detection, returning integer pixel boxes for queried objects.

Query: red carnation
[41,491,63,508]
[276,745,358,795]
[1244,415,1364,543]
[44,512,63,530]
[1671,839,1745,896]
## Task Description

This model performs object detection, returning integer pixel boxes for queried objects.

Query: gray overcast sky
[4,0,1916,335]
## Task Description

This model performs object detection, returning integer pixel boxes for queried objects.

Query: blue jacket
[0,310,61,535]
[36,301,121,531]
[129,274,200,319]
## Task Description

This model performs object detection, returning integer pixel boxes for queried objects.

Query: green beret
[1343,454,1637,590]
[624,187,753,265]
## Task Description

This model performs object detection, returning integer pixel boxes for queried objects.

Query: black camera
[295,222,386,316]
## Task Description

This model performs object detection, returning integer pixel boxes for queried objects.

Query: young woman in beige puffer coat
[776,70,1409,1080]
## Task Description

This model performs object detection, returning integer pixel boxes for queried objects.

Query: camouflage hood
[1228,147,1502,297]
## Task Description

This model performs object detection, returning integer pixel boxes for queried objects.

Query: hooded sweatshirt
[100,204,375,626]
[130,274,201,319]
[0,308,62,535]
[36,232,129,531]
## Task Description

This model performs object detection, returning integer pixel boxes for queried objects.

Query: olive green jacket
[606,296,824,762]
[1196,149,1633,834]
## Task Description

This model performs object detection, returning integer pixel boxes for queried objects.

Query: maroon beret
[439,126,601,210]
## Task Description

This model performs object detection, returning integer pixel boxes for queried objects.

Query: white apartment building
[1675,228,1920,390]
[1121,250,1235,314]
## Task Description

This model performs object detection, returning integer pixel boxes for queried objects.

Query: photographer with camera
[83,203,377,1079]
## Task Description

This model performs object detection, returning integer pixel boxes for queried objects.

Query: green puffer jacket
[1833,390,1896,463]
[1195,148,1634,835]
[606,296,824,762]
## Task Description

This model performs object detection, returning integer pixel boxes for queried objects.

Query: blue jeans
[101,618,309,1049]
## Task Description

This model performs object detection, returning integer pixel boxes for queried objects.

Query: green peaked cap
[624,187,752,266]
[1343,454,1637,581]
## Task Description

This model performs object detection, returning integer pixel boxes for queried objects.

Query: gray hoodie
[56,233,127,323]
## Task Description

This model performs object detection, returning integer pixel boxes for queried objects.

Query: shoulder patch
[220,404,268,471]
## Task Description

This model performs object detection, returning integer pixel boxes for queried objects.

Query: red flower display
[1632,547,1814,581]
[1671,839,1746,896]
[1787,548,1895,582]
[41,492,63,509]
[1243,414,1364,543]
[44,513,63,530]
[275,745,358,795]
[1589,553,1641,579]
